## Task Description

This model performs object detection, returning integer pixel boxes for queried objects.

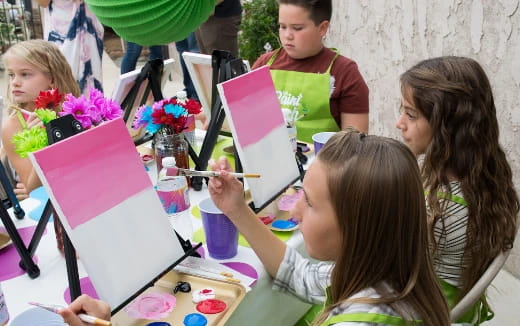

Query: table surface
[1,148,313,326]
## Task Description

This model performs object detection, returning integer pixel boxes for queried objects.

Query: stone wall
[326,0,520,276]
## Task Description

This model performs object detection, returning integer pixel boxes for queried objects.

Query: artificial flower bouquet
[132,96,202,135]
[13,88,122,157]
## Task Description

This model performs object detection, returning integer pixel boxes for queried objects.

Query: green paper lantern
[85,0,217,45]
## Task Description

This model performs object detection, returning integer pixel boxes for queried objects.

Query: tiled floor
[1,51,520,324]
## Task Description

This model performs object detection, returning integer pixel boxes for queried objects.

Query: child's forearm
[229,203,287,279]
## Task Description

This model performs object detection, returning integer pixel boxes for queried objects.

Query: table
[1,162,312,325]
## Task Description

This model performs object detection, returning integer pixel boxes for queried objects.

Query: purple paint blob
[64,277,100,304]
[272,220,297,229]
[277,190,303,211]
[0,226,42,282]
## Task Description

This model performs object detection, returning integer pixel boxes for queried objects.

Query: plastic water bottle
[157,157,192,239]
[0,283,9,326]
[176,90,188,104]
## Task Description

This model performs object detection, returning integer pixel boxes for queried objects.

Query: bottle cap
[162,157,176,168]
[176,90,187,100]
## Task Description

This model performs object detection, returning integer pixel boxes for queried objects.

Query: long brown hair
[400,56,519,300]
[3,39,80,112]
[312,130,450,326]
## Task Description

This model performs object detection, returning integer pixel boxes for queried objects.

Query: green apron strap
[16,110,28,129]
[320,312,415,326]
[266,48,282,66]
[424,190,468,206]
[325,49,340,74]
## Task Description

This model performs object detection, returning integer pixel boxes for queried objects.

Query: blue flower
[164,103,187,118]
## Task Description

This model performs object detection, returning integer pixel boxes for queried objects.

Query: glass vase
[154,129,190,174]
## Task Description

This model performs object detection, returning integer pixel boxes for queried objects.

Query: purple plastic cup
[199,198,239,259]
[312,132,336,155]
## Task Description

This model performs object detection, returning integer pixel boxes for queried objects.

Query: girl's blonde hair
[3,40,80,111]
[400,56,519,300]
[311,129,450,326]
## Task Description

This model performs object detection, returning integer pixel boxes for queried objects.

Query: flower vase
[154,129,190,178]
[183,114,196,146]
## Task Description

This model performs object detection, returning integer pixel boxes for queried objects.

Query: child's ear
[319,20,330,37]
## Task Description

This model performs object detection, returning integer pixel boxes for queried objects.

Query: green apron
[267,49,340,143]
[320,312,413,326]
[316,288,415,326]
[427,191,494,325]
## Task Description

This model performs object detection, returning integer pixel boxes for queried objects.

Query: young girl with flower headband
[397,56,519,323]
[58,130,450,326]
[1,40,80,199]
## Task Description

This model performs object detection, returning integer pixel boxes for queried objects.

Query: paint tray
[112,270,246,326]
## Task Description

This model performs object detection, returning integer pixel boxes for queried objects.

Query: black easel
[187,50,250,191]
[121,59,165,147]
[185,50,306,211]
[0,161,25,220]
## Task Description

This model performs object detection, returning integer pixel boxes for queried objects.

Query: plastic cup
[312,132,336,155]
[199,198,239,259]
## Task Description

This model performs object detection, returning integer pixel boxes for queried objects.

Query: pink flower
[60,94,94,129]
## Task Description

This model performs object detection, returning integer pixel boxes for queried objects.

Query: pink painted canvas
[29,118,185,308]
[30,119,150,229]
[218,66,284,147]
[217,66,300,208]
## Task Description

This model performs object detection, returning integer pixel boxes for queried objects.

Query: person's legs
[195,15,241,57]
[120,41,143,74]
[148,45,164,61]
[176,32,200,100]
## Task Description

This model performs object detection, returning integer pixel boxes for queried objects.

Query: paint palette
[0,232,12,251]
[255,188,300,232]
[112,271,246,326]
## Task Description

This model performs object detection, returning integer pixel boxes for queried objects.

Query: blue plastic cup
[312,132,336,155]
[199,198,238,259]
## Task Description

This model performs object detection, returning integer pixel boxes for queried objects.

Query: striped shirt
[432,181,469,288]
[273,247,413,325]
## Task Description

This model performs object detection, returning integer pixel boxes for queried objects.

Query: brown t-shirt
[253,47,369,127]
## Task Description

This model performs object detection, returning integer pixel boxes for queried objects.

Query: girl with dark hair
[397,56,519,324]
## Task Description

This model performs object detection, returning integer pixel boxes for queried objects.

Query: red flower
[151,108,175,126]
[171,115,188,133]
[183,99,202,115]
[34,88,62,110]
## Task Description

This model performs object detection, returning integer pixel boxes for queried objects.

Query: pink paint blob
[63,277,99,304]
[124,292,177,320]
[277,190,303,211]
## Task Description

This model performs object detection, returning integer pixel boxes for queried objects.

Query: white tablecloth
[1,170,311,326]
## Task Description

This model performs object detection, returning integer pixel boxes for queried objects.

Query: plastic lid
[162,157,176,168]
[176,90,187,100]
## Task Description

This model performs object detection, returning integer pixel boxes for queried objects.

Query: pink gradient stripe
[220,66,285,147]
[32,119,151,230]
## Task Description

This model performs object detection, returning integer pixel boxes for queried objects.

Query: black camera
[45,114,84,145]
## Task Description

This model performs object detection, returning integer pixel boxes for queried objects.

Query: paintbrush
[177,168,260,179]
[29,302,111,326]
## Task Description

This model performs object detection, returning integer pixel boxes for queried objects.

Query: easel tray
[112,270,246,326]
